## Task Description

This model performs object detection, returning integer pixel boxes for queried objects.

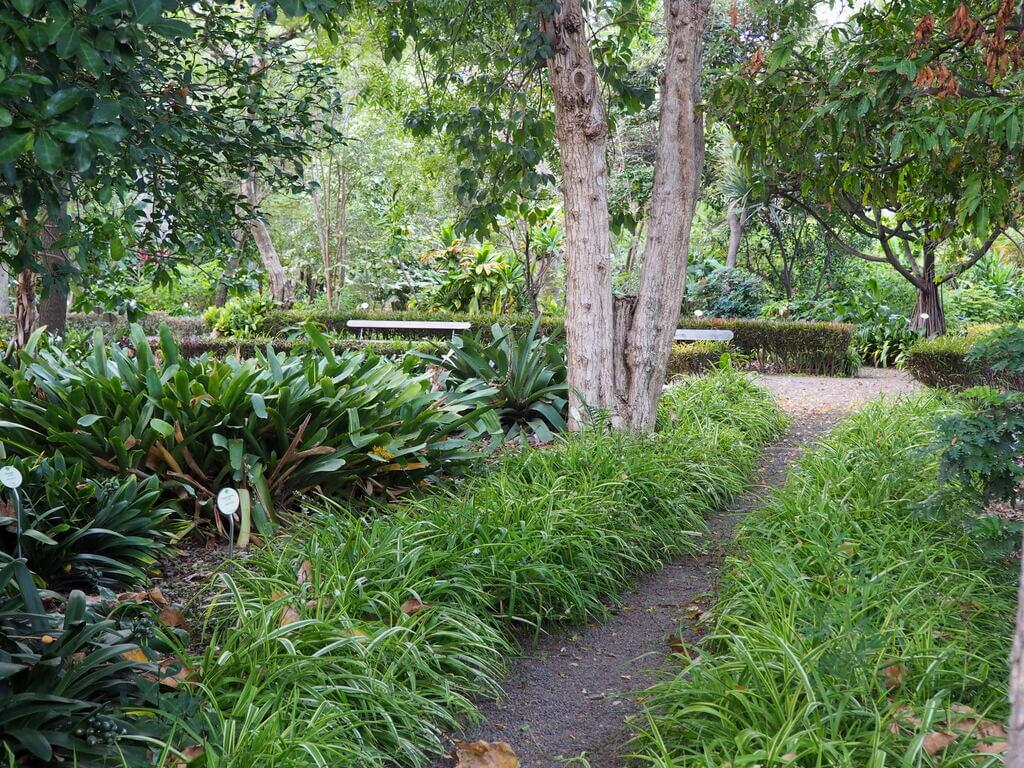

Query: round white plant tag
[0,466,23,489]
[216,487,240,517]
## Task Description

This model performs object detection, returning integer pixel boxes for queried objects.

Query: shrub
[905,324,1024,390]
[0,325,496,536]
[630,395,1014,766]
[682,317,856,376]
[946,283,1017,330]
[687,266,768,318]
[0,561,180,765]
[664,341,731,379]
[191,370,787,767]
[203,295,277,338]
[0,453,176,591]
[423,323,568,441]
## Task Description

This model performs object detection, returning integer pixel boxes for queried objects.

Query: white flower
[920,312,930,320]
[360,302,370,310]
[694,309,705,318]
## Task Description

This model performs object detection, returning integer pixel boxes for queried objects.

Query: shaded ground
[434,367,919,767]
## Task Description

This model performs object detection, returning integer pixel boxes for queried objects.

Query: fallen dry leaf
[159,607,188,629]
[453,740,519,768]
[882,663,906,689]
[401,598,430,616]
[121,648,149,663]
[922,731,959,755]
[148,587,169,605]
[297,560,313,585]
[40,634,55,645]
[172,744,205,767]
[781,753,797,763]
[279,606,301,627]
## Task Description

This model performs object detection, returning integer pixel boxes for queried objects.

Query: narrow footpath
[435,368,919,767]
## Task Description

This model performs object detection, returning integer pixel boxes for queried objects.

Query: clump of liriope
[630,393,1015,767]
[187,370,786,767]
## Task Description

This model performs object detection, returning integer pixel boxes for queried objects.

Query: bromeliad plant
[0,453,177,591]
[0,324,499,539]
[425,322,568,441]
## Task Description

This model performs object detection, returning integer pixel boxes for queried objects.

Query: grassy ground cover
[175,369,787,767]
[630,394,1015,767]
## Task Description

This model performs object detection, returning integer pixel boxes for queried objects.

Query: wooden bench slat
[675,328,734,342]
[346,320,472,331]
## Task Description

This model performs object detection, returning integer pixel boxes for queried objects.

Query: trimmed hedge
[665,341,731,378]
[905,324,1024,390]
[685,318,856,376]
[164,335,437,359]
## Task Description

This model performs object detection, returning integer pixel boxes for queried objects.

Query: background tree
[0,0,344,339]
[718,0,1024,335]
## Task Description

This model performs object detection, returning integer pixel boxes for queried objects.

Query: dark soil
[432,368,919,767]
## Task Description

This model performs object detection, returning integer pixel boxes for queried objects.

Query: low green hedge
[904,324,1023,390]
[665,341,731,378]
[166,335,436,359]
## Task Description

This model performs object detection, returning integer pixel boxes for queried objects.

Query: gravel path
[433,368,919,767]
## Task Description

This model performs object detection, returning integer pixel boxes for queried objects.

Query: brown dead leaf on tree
[453,740,519,768]
[297,560,313,585]
[401,599,430,616]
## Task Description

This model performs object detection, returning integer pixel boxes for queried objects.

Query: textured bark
[613,0,709,431]
[0,262,9,316]
[911,248,945,337]
[1009,532,1024,768]
[726,209,743,268]
[14,268,35,348]
[241,177,293,305]
[542,0,617,427]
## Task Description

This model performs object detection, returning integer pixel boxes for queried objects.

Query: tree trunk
[614,0,709,431]
[542,0,617,427]
[240,177,292,305]
[1009,529,1024,768]
[726,208,743,268]
[14,268,35,348]
[911,248,945,336]
[0,262,9,316]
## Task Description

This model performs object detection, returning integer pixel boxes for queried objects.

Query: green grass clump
[188,369,785,767]
[630,393,1015,767]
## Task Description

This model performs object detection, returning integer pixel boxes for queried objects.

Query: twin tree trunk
[544,0,709,431]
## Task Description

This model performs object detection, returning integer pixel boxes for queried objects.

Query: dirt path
[434,368,919,767]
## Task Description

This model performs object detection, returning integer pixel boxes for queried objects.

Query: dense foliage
[183,370,786,766]
[631,395,1014,765]
[0,325,497,537]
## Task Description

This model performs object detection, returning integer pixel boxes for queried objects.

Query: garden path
[433,367,919,767]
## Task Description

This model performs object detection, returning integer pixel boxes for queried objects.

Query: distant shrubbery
[905,324,1024,390]
[687,265,769,319]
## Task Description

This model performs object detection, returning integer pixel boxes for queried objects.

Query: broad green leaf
[33,131,62,173]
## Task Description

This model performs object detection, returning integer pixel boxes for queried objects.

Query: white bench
[675,328,734,342]
[346,319,472,339]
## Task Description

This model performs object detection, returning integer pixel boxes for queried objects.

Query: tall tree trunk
[911,247,945,336]
[726,208,743,268]
[14,268,35,347]
[614,0,709,431]
[0,262,9,316]
[1009,530,1024,767]
[542,0,617,427]
[241,177,292,305]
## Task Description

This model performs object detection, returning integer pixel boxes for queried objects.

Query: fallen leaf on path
[453,740,518,768]
[159,607,188,629]
[881,663,906,689]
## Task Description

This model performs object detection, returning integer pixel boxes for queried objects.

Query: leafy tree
[0,0,344,340]
[718,0,1024,335]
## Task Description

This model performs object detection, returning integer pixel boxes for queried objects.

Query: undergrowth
[179,369,787,767]
[630,394,1015,767]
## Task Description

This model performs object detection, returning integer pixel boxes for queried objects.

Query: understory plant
[189,370,786,767]
[630,395,1014,766]
[425,322,568,441]
[0,452,178,591]
[0,325,498,538]
[0,560,185,766]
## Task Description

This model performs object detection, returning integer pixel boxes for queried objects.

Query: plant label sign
[0,466,22,490]
[217,487,240,517]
